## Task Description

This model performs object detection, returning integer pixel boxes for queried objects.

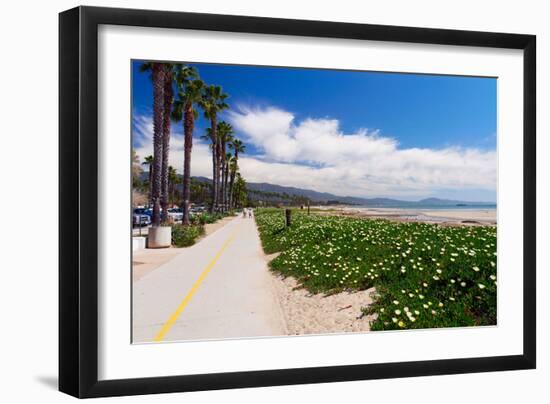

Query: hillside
[138,172,494,207]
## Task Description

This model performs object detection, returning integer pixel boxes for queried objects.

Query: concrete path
[132,215,286,343]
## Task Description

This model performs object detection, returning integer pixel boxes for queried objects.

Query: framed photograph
[59,6,536,398]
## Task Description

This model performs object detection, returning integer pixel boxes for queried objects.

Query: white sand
[314,205,496,225]
[265,253,375,335]
[270,274,376,335]
[422,209,496,222]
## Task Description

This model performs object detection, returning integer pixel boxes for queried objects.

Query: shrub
[197,212,224,225]
[171,224,205,247]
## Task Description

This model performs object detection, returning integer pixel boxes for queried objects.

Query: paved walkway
[132,215,286,343]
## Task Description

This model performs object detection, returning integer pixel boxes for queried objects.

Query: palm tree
[228,138,245,209]
[227,155,236,209]
[142,155,154,206]
[171,65,204,225]
[232,173,248,208]
[229,138,245,208]
[139,62,165,226]
[223,151,232,210]
[160,63,174,224]
[168,165,178,204]
[200,85,229,212]
[217,121,234,211]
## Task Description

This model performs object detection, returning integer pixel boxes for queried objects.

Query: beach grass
[255,208,497,331]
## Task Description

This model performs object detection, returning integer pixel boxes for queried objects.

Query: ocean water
[355,204,497,210]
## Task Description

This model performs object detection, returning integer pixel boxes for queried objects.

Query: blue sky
[132,60,497,202]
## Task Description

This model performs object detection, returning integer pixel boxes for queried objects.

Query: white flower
[392,317,398,323]
[478,283,486,289]
[490,275,496,280]
[393,300,399,305]
[473,266,480,272]
[438,302,444,307]
[395,309,402,315]
[460,282,466,287]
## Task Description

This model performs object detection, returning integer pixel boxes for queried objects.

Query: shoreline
[312,205,496,226]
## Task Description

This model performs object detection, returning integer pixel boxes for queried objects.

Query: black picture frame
[59,6,536,398]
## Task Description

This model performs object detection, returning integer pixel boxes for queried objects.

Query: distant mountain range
[193,177,494,207]
[245,182,494,207]
[139,172,494,207]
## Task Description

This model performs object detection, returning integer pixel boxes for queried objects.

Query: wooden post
[285,208,292,227]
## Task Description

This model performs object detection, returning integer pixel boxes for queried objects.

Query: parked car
[167,208,183,222]
[133,213,151,227]
[190,206,206,214]
[134,207,153,218]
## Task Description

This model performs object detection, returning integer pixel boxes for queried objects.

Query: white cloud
[133,115,213,178]
[133,106,497,201]
[227,106,496,199]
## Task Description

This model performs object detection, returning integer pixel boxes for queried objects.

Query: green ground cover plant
[255,208,497,331]
[171,224,205,247]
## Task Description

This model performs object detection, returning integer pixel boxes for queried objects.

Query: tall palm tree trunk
[217,139,224,211]
[148,164,153,206]
[229,166,236,209]
[182,103,194,225]
[220,141,227,211]
[224,161,229,210]
[160,66,173,223]
[220,159,226,211]
[210,118,218,213]
[229,149,239,209]
[151,64,165,227]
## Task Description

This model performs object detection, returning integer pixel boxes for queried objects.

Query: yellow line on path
[153,229,239,342]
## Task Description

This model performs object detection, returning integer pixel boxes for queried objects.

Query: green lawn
[255,208,497,331]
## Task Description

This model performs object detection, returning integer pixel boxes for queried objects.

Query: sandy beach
[314,206,496,226]
[270,273,376,335]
